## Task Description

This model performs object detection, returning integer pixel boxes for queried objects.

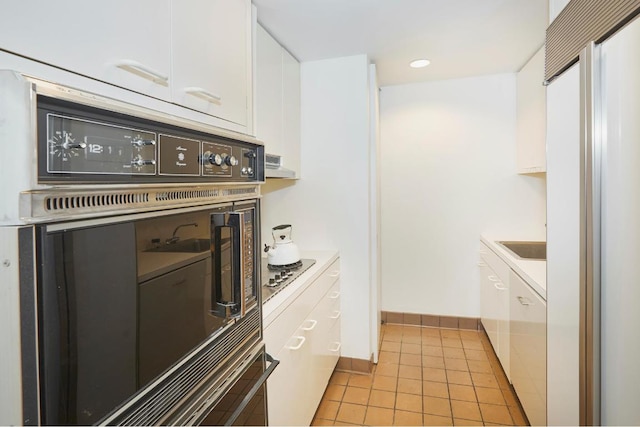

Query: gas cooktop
[261,258,316,304]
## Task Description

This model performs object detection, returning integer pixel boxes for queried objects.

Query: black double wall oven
[15,77,275,426]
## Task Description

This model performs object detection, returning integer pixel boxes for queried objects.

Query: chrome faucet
[166,222,198,244]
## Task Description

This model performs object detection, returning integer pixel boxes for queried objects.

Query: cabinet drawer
[264,259,340,360]
[480,242,510,282]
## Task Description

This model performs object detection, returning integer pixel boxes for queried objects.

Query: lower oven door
[169,344,279,426]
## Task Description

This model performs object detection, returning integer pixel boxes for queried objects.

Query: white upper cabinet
[256,25,284,155]
[256,24,301,178]
[0,0,172,101]
[516,47,546,174]
[281,49,301,177]
[171,0,252,128]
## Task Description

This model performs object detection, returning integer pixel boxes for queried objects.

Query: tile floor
[311,324,529,426]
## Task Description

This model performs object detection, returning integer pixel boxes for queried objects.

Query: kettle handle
[272,224,291,230]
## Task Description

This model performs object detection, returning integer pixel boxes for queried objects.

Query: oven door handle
[225,353,280,426]
[212,211,245,320]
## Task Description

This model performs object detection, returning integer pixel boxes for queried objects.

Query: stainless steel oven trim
[44,202,236,232]
[22,184,260,224]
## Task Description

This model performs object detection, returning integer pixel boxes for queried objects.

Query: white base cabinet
[510,270,546,427]
[479,243,510,381]
[264,258,341,426]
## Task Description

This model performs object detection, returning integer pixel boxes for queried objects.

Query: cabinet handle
[184,87,222,104]
[329,270,340,278]
[329,291,341,299]
[487,275,500,282]
[517,296,533,306]
[301,319,317,331]
[329,342,341,353]
[329,310,341,319]
[494,283,506,291]
[115,59,169,85]
[477,262,487,267]
[287,336,306,351]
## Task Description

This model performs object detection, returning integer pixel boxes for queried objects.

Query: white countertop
[480,234,546,300]
[262,250,339,327]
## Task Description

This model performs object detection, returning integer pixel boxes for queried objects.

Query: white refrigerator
[547,10,640,426]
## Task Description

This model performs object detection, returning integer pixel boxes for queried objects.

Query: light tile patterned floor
[311,324,529,426]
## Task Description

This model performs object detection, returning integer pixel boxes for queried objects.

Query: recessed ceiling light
[410,59,431,68]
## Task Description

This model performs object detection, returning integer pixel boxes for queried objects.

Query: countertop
[480,234,546,300]
[262,250,339,328]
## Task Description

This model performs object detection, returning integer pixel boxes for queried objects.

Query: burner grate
[267,260,303,271]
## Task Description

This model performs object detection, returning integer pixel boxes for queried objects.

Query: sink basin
[496,241,546,260]
[146,238,211,253]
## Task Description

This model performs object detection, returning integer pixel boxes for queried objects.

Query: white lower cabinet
[479,243,510,381]
[509,270,546,426]
[264,259,341,426]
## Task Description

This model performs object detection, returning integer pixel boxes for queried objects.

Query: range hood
[265,153,296,179]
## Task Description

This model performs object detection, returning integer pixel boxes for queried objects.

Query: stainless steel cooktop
[261,258,316,304]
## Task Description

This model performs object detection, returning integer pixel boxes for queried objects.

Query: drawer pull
[184,86,222,104]
[517,296,533,306]
[477,262,487,267]
[301,319,317,331]
[287,336,306,351]
[329,270,340,278]
[115,59,169,85]
[494,283,507,291]
[488,275,500,282]
[329,310,341,320]
[329,291,341,299]
[329,342,341,353]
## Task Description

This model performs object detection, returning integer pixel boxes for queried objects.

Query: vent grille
[45,192,150,211]
[106,309,261,426]
[546,0,640,81]
[21,184,260,222]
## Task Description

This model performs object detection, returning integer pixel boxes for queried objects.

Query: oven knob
[241,167,248,175]
[131,137,156,147]
[225,155,238,166]
[269,278,276,285]
[132,156,156,167]
[247,167,254,175]
[209,153,223,166]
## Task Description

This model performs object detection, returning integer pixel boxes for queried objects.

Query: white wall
[379,74,546,317]
[261,54,373,360]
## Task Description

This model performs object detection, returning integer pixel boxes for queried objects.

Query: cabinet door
[516,47,546,173]
[479,263,499,351]
[256,25,284,154]
[171,0,250,127]
[509,271,546,427]
[281,49,301,177]
[0,0,171,100]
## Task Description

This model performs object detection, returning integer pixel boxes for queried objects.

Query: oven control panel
[39,96,264,183]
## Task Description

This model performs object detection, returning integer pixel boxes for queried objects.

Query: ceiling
[252,0,548,87]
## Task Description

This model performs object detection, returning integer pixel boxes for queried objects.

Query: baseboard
[336,356,374,374]
[381,311,482,331]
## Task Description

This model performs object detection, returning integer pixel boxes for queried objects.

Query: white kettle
[264,224,301,266]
